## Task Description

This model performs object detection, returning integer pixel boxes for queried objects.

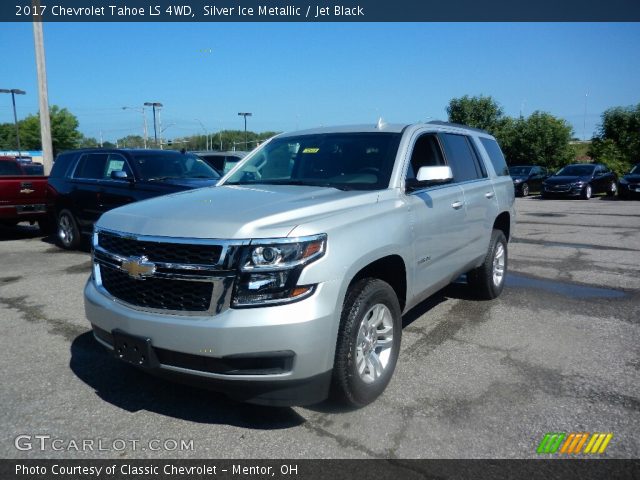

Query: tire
[332,278,402,407]
[521,182,529,197]
[606,181,617,197]
[467,229,508,300]
[57,210,81,249]
[581,184,592,200]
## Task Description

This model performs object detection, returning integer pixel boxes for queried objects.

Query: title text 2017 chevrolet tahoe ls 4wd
[85,121,515,407]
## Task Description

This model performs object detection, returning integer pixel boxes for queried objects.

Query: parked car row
[509,163,635,200]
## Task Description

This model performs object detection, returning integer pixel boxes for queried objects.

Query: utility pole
[32,1,53,174]
[144,102,162,147]
[238,112,252,150]
[0,89,26,160]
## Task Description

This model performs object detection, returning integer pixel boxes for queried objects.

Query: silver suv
[85,121,515,407]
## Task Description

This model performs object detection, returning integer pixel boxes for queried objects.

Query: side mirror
[416,166,454,184]
[111,170,132,182]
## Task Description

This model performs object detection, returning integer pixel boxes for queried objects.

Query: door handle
[451,200,464,209]
[485,192,495,199]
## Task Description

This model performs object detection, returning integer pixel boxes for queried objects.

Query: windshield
[225,132,401,191]
[556,165,595,177]
[629,164,640,175]
[131,152,220,180]
[509,166,532,176]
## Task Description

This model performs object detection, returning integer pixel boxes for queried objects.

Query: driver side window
[406,134,445,181]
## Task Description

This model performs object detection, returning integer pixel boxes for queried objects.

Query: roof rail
[427,120,490,135]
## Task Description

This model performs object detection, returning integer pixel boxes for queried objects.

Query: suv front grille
[93,228,238,315]
[98,231,222,265]
[100,265,213,312]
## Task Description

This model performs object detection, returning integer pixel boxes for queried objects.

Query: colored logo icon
[537,432,613,454]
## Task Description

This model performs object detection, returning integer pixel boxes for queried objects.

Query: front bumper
[541,185,584,197]
[84,278,341,406]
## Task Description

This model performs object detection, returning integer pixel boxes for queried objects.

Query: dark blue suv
[47,149,220,248]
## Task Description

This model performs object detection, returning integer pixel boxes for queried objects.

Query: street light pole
[0,88,26,160]
[144,102,162,147]
[238,112,252,150]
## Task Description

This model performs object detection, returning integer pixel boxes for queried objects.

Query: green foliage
[115,135,146,148]
[446,95,505,132]
[16,105,82,155]
[499,111,575,171]
[588,138,629,177]
[77,135,100,148]
[447,96,575,171]
[589,104,640,175]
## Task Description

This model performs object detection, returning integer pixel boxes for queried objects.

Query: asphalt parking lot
[0,196,638,459]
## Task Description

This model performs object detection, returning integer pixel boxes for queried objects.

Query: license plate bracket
[111,329,159,368]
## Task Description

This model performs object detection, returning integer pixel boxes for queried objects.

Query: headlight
[233,234,326,307]
[571,181,585,187]
[513,178,522,184]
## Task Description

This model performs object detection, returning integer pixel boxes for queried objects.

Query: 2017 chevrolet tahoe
[84,121,515,407]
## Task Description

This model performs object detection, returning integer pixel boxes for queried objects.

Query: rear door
[439,133,499,266]
[68,152,109,228]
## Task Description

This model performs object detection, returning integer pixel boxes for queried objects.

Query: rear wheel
[467,229,508,300]
[57,210,81,249]
[332,278,402,407]
[581,184,592,200]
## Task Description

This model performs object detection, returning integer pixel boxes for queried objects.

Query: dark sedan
[618,163,640,200]
[509,165,548,196]
[541,163,617,200]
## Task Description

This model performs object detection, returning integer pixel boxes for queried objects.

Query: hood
[622,174,640,182]
[97,184,380,239]
[545,175,591,185]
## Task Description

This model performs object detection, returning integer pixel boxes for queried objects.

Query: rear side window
[479,137,509,176]
[104,153,133,178]
[440,133,485,183]
[50,152,77,178]
[73,153,109,180]
[0,161,21,175]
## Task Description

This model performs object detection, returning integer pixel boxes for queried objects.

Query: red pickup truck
[0,156,51,231]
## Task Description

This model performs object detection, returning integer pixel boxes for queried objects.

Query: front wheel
[581,184,592,200]
[332,278,402,407]
[606,181,617,197]
[521,182,529,197]
[467,229,508,300]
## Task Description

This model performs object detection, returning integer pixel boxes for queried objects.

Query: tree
[446,95,505,133]
[499,111,575,171]
[115,135,146,148]
[589,104,640,175]
[19,105,82,155]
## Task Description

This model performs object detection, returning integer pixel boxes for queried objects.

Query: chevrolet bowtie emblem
[121,256,156,279]
[20,188,35,194]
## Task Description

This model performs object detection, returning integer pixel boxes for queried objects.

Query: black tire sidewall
[333,279,402,407]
